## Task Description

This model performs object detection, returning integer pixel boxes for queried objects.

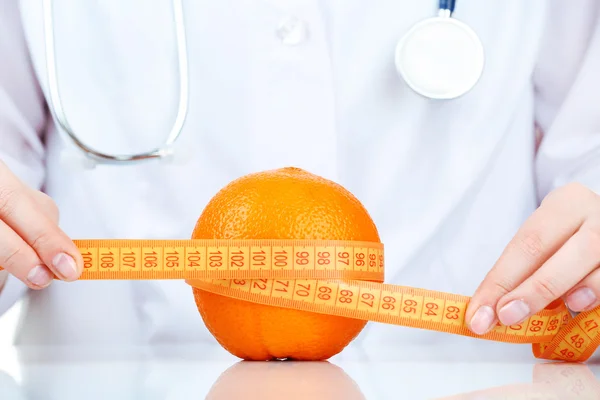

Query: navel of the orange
[192,167,380,361]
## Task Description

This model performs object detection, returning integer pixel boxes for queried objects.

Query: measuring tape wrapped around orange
[0,167,597,362]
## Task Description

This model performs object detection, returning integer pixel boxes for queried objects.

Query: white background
[0,301,21,346]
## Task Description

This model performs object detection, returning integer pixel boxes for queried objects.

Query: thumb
[465,278,512,336]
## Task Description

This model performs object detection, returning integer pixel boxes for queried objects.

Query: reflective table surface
[1,342,600,399]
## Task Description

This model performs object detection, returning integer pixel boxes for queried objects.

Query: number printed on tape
[164,247,184,272]
[229,247,250,271]
[208,246,227,271]
[315,281,338,306]
[293,279,317,302]
[250,278,271,296]
[231,278,251,293]
[99,247,118,271]
[357,287,380,314]
[354,248,368,272]
[400,294,422,320]
[422,297,444,323]
[442,300,464,326]
[315,247,334,271]
[294,247,315,271]
[21,239,599,363]
[272,246,292,270]
[250,246,270,271]
[272,279,293,300]
[379,291,401,317]
[336,284,358,310]
[81,247,98,272]
[527,316,548,337]
[186,246,206,272]
[335,247,353,271]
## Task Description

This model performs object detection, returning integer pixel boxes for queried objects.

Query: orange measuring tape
[1,238,598,362]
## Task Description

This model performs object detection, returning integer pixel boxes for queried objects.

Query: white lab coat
[1,0,600,356]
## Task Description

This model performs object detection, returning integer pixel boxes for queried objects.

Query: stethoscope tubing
[439,0,456,13]
[46,0,483,167]
[43,0,190,165]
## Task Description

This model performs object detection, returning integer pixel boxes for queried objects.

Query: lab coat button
[276,16,308,45]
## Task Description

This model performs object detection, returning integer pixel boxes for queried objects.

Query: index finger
[0,161,82,281]
[465,185,586,334]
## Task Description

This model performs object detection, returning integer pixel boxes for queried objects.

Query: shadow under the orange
[205,360,366,400]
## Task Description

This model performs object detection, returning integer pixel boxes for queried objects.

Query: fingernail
[52,253,78,280]
[567,287,597,312]
[27,265,53,288]
[498,300,530,326]
[469,305,496,335]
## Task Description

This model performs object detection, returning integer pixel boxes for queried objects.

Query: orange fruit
[205,361,366,400]
[191,167,380,360]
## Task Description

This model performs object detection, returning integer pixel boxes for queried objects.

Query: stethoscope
[45,0,484,169]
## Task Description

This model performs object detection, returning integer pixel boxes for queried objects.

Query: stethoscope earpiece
[395,1,484,100]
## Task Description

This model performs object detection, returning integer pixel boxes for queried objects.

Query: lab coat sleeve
[533,3,600,362]
[0,1,49,315]
[533,2,600,199]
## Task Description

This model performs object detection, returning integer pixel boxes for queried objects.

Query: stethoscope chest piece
[395,9,484,100]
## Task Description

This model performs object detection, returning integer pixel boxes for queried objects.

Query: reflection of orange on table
[205,361,366,400]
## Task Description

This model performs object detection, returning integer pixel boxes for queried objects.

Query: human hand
[0,160,82,289]
[465,182,600,335]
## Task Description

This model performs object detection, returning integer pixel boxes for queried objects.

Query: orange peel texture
[192,167,380,360]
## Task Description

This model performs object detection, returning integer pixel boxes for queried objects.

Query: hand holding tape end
[1,168,598,363]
